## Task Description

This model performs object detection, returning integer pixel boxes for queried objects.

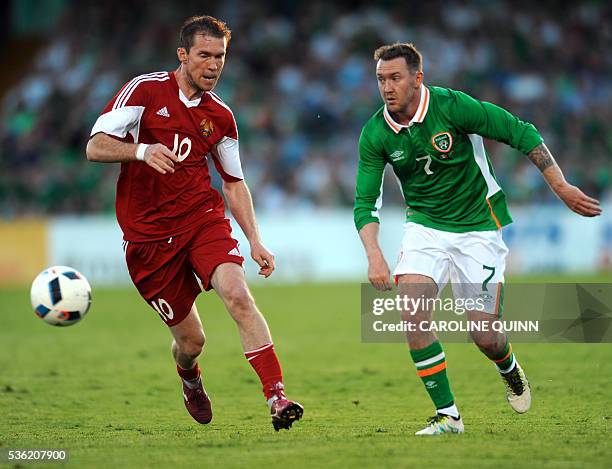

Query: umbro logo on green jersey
[389,150,405,161]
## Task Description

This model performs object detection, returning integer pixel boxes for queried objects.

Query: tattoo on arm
[527,143,556,172]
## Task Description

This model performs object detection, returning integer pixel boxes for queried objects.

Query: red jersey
[90,71,243,242]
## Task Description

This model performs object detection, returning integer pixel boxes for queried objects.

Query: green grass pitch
[1,279,611,468]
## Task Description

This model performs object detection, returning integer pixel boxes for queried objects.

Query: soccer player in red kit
[86,15,303,431]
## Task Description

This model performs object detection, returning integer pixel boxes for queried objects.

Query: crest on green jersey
[432,131,453,154]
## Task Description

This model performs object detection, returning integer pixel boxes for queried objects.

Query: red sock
[244,343,283,399]
[177,363,200,381]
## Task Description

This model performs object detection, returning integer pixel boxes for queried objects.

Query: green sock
[492,341,515,373]
[410,341,455,411]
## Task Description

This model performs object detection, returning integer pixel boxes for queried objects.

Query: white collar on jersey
[179,88,201,108]
[383,84,430,133]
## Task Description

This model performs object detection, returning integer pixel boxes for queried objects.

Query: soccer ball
[30,266,92,327]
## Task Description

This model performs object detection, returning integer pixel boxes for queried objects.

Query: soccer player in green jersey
[354,43,602,435]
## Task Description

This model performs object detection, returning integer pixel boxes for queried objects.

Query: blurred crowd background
[1,0,610,217]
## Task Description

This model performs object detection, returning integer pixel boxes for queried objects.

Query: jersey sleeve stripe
[207,91,237,121]
[115,75,169,110]
[113,72,168,109]
[112,72,169,110]
[112,72,166,110]
[116,76,169,110]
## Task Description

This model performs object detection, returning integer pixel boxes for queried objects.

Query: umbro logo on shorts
[156,106,170,118]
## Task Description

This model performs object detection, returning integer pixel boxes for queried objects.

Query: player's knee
[178,332,205,359]
[224,286,256,321]
[400,310,420,323]
[181,342,203,361]
[194,330,206,350]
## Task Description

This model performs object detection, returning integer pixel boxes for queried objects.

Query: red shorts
[124,217,244,327]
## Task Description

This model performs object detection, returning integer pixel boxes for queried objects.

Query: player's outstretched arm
[527,143,602,217]
[359,222,392,291]
[222,180,275,277]
[86,133,178,174]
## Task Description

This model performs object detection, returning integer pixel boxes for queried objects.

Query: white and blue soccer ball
[30,266,92,327]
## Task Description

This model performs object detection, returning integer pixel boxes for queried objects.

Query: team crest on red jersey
[200,119,214,138]
[432,131,453,154]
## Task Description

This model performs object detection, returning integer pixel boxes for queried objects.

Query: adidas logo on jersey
[156,106,170,117]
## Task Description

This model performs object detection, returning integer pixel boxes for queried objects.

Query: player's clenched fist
[368,253,392,291]
[250,241,275,278]
[140,143,179,174]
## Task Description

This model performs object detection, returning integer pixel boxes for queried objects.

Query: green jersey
[354,85,543,233]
